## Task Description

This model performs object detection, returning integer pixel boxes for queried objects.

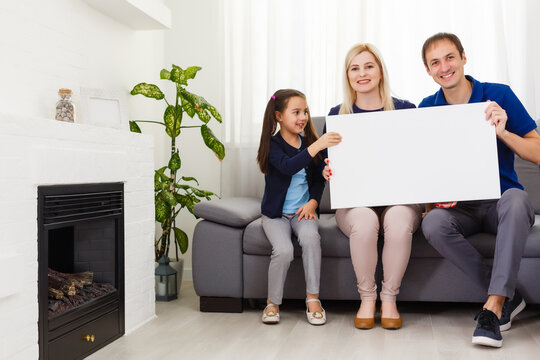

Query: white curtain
[220,0,540,198]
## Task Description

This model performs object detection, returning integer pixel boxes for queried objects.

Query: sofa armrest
[194,197,261,227]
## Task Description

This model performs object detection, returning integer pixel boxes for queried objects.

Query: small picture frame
[79,87,129,130]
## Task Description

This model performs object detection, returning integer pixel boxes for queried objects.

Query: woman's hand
[322,158,332,181]
[434,201,457,208]
[296,199,318,221]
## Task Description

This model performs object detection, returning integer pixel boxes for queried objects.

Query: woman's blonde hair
[339,43,395,115]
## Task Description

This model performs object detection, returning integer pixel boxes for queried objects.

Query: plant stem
[179,125,203,128]
[133,120,166,126]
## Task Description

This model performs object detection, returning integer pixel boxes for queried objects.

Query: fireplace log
[48,273,77,296]
[69,271,94,286]
[48,269,94,295]
[48,288,64,300]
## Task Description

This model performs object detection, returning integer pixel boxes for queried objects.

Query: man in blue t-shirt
[419,32,540,348]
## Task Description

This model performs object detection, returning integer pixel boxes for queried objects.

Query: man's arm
[499,129,540,165]
[485,101,540,165]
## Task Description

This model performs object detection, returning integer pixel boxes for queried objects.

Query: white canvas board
[325,102,501,209]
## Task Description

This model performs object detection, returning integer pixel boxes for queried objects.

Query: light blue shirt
[282,136,309,214]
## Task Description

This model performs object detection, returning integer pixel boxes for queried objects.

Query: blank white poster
[325,102,500,209]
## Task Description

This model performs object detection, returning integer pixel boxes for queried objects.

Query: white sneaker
[262,304,280,324]
[306,298,326,325]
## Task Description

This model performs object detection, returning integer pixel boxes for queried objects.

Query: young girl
[256,89,341,325]
[323,44,422,330]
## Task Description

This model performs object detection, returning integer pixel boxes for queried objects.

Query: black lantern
[155,255,178,301]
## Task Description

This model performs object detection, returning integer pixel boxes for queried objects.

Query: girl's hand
[308,132,342,157]
[317,132,342,149]
[296,199,318,221]
[485,100,508,138]
[322,158,332,181]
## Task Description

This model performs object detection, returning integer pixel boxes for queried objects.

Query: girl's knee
[297,231,321,248]
[272,244,294,263]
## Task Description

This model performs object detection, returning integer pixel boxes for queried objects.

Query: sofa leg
[200,296,243,313]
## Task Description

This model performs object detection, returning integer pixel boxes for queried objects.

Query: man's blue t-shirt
[419,75,537,194]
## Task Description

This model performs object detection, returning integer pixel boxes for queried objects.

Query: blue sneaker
[472,309,503,348]
[499,290,526,331]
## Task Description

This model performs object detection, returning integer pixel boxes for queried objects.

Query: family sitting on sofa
[255,32,540,348]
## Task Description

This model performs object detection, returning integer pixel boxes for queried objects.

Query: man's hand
[485,100,508,137]
[296,199,318,221]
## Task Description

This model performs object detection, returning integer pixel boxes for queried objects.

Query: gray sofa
[192,117,540,312]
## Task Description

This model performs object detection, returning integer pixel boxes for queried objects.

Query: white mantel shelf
[83,0,172,30]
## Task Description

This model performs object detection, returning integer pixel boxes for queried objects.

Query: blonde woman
[323,43,422,329]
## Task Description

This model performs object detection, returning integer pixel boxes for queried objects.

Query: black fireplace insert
[38,183,125,360]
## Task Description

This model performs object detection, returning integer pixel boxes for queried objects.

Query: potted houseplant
[129,64,225,291]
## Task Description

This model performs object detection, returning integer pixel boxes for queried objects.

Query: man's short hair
[422,32,465,68]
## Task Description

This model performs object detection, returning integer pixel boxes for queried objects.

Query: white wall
[0,0,165,122]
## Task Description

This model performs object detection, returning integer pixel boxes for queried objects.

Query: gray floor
[88,282,540,360]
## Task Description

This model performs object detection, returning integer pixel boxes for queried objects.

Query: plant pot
[169,258,184,295]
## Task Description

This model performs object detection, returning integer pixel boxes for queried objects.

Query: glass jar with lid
[55,88,75,122]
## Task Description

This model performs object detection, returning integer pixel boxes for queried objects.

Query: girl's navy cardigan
[261,132,325,218]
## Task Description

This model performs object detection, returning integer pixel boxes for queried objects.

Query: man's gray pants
[262,214,321,305]
[422,188,535,298]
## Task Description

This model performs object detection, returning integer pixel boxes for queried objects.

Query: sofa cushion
[194,197,261,227]
[243,214,350,257]
[245,214,540,259]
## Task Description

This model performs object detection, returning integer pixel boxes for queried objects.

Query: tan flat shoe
[354,316,375,329]
[381,315,402,329]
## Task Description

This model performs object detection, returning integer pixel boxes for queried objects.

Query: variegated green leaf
[174,184,191,190]
[184,66,202,80]
[129,121,142,133]
[173,227,188,254]
[201,125,225,161]
[174,194,193,208]
[180,89,221,123]
[130,83,164,100]
[181,176,199,185]
[180,92,196,118]
[160,69,171,80]
[195,108,211,124]
[155,199,170,222]
[207,105,222,123]
[189,186,215,200]
[168,152,181,172]
[162,191,178,206]
[164,105,181,138]
[189,187,206,197]
[170,65,188,85]
[155,166,169,182]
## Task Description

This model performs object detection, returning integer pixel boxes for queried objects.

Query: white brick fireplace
[0,113,156,359]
